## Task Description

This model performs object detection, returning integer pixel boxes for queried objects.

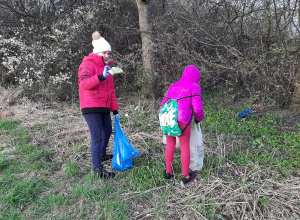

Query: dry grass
[1,86,299,219]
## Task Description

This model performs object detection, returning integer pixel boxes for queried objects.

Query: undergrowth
[0,93,299,219]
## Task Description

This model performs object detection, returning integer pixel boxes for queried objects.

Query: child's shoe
[180,171,196,187]
[164,170,173,179]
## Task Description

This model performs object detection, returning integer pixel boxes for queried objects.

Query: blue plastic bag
[238,109,255,118]
[112,119,139,171]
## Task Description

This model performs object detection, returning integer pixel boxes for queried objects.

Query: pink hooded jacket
[160,65,204,124]
[78,53,118,112]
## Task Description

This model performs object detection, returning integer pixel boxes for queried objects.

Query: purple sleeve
[192,85,204,121]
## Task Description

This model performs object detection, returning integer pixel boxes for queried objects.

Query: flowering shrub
[1,33,74,99]
[0,1,141,101]
[1,1,298,105]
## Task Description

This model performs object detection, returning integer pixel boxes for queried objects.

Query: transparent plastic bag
[112,119,139,171]
[162,135,180,148]
[189,123,204,171]
[163,124,204,170]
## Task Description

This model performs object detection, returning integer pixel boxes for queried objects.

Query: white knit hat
[92,31,111,53]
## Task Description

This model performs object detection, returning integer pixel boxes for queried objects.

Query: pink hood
[160,65,204,124]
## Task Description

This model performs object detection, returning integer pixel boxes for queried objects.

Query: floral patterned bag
[159,95,200,137]
[159,99,182,137]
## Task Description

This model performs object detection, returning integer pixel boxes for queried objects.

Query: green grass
[198,198,221,219]
[70,175,128,219]
[65,160,80,177]
[122,157,167,191]
[0,120,130,219]
[0,95,299,219]
[0,120,20,130]
[201,105,300,177]
[2,178,51,207]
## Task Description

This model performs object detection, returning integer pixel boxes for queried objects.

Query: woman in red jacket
[78,31,119,178]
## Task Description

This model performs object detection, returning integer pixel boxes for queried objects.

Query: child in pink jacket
[160,65,204,186]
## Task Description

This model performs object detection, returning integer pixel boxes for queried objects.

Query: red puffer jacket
[78,53,118,112]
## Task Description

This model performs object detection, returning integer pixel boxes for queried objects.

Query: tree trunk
[289,65,300,110]
[289,2,300,110]
[136,0,156,99]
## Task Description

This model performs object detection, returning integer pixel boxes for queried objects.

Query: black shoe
[181,171,196,186]
[101,154,113,162]
[94,168,115,179]
[164,170,173,179]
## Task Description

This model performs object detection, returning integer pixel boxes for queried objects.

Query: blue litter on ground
[238,109,255,118]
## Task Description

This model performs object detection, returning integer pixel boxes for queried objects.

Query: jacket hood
[82,53,114,66]
[82,53,104,66]
[180,65,201,84]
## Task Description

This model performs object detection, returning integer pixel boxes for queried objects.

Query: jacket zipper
[106,78,109,107]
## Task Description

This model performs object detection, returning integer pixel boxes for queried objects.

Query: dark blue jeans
[84,113,112,169]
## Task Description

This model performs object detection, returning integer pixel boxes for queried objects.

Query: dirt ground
[1,86,300,219]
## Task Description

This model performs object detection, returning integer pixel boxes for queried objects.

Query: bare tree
[136,0,156,99]
[289,0,300,110]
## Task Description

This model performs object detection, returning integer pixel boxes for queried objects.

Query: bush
[0,0,299,105]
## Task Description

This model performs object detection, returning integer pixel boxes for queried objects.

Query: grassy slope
[0,92,299,220]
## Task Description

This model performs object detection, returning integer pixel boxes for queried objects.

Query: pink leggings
[165,122,191,177]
